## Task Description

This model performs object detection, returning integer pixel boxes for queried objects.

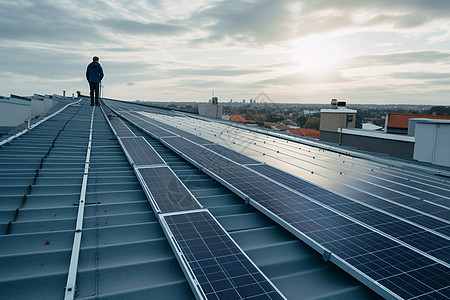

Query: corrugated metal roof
[0,97,383,299]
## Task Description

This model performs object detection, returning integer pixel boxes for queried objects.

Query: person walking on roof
[86,56,104,106]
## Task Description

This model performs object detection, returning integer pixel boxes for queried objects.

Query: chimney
[331,99,338,109]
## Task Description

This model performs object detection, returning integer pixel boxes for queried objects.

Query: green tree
[296,116,307,127]
[304,117,320,130]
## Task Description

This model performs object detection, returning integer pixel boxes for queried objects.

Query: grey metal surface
[0,98,194,299]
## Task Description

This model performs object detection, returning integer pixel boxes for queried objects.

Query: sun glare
[293,39,347,73]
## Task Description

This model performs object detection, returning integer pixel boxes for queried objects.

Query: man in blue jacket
[86,56,104,106]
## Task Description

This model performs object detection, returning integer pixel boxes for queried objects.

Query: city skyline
[1,0,449,104]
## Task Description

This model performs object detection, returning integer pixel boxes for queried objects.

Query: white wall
[44,96,53,112]
[414,120,450,167]
[0,102,30,126]
[31,98,45,117]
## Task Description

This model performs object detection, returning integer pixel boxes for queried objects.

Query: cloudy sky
[1,0,449,104]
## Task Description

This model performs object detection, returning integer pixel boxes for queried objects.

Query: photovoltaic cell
[137,166,202,213]
[108,116,136,137]
[161,210,285,300]
[120,136,165,166]
[204,144,260,165]
[247,164,450,263]
[210,166,450,299]
[146,118,213,145]
[161,137,236,170]
[136,121,178,138]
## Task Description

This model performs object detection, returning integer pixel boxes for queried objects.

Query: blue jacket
[86,62,104,83]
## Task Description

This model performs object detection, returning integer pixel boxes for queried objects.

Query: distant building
[413,119,450,167]
[385,112,450,134]
[198,103,223,119]
[319,99,357,143]
[321,108,450,165]
[272,123,289,131]
[303,109,319,115]
[198,97,222,119]
[242,99,246,104]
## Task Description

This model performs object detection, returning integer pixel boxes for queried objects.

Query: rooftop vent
[331,98,338,109]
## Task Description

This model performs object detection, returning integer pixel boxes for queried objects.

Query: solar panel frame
[135,166,203,213]
[159,209,286,300]
[118,136,166,167]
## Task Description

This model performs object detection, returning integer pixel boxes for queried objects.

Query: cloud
[100,19,188,36]
[190,0,296,45]
[187,0,450,46]
[344,51,450,68]
[390,72,450,80]
[165,66,268,77]
[0,0,449,103]
[254,71,351,87]
[0,1,108,44]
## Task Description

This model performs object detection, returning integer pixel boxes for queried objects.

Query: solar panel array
[103,106,136,137]
[105,100,450,300]
[120,136,166,166]
[137,166,201,213]
[161,210,284,300]
[102,103,286,300]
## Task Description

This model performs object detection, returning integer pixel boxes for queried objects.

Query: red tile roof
[288,128,320,139]
[387,113,450,129]
[230,115,245,122]
[273,123,289,131]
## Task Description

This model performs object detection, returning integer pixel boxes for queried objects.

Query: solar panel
[136,121,179,138]
[151,136,450,299]
[108,116,136,137]
[161,137,237,171]
[136,166,202,213]
[145,118,213,145]
[248,164,450,249]
[205,166,450,300]
[160,210,285,300]
[119,136,166,166]
[204,144,260,165]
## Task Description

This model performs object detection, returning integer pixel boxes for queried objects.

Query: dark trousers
[89,82,100,105]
